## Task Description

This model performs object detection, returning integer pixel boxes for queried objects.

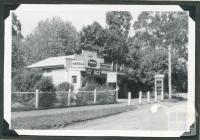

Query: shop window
[72,76,77,84]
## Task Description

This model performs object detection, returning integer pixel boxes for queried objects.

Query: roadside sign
[107,72,117,83]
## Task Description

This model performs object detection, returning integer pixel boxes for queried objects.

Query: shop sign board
[86,68,101,76]
[100,63,112,71]
[88,59,97,68]
[107,72,117,83]
[72,61,85,67]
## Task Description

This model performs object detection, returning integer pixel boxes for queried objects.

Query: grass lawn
[11,105,136,129]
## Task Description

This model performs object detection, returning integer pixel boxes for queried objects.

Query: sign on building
[86,68,101,76]
[100,63,112,71]
[107,72,117,83]
[72,61,85,67]
[88,59,97,68]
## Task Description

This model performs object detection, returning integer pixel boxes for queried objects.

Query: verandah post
[35,89,39,109]
[68,89,71,106]
[94,89,97,103]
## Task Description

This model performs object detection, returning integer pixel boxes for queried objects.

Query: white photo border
[4,4,195,137]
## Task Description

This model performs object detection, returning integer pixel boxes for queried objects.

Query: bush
[80,83,114,91]
[96,91,115,104]
[56,82,74,91]
[11,93,35,107]
[35,77,56,108]
[75,91,94,105]
[12,69,42,92]
[76,83,115,105]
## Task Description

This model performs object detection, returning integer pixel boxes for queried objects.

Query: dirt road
[63,101,187,130]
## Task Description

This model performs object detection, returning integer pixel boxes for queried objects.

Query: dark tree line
[12,11,188,93]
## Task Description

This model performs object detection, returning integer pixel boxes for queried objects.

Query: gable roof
[26,55,75,69]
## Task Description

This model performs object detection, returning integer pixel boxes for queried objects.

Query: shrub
[11,93,35,107]
[96,91,115,104]
[11,70,42,110]
[12,69,42,92]
[56,82,74,91]
[54,91,69,107]
[75,91,94,105]
[76,83,115,105]
[35,77,56,108]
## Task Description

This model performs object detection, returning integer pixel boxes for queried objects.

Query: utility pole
[168,38,172,99]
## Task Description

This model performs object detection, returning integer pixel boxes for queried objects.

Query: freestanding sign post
[154,74,164,101]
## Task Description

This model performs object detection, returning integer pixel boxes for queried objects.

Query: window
[72,76,77,84]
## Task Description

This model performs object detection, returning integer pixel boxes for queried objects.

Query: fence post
[139,91,142,104]
[94,89,96,103]
[147,91,150,103]
[68,89,71,106]
[35,89,39,109]
[128,91,131,105]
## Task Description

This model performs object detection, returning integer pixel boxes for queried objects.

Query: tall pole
[115,63,118,101]
[168,41,172,99]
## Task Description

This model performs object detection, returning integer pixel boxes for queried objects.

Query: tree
[129,11,188,92]
[106,11,132,38]
[133,11,188,60]
[12,13,23,39]
[12,13,24,77]
[23,17,79,65]
[78,21,107,56]
[103,11,132,64]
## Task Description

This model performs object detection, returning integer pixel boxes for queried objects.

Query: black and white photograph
[4,4,195,137]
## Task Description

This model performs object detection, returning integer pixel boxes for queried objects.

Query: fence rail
[11,89,117,111]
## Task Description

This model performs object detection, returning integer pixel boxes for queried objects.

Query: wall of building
[68,69,82,91]
[43,67,84,91]
[43,68,68,86]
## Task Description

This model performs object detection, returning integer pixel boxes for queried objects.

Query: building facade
[27,50,128,91]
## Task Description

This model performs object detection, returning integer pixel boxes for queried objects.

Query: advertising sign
[72,61,85,67]
[86,68,101,76]
[107,72,117,83]
[100,63,112,71]
[88,59,97,67]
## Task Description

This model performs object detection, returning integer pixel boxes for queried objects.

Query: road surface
[63,101,187,130]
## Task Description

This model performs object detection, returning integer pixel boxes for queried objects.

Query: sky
[13,4,183,37]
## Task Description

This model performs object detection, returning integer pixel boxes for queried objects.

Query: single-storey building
[27,50,129,96]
